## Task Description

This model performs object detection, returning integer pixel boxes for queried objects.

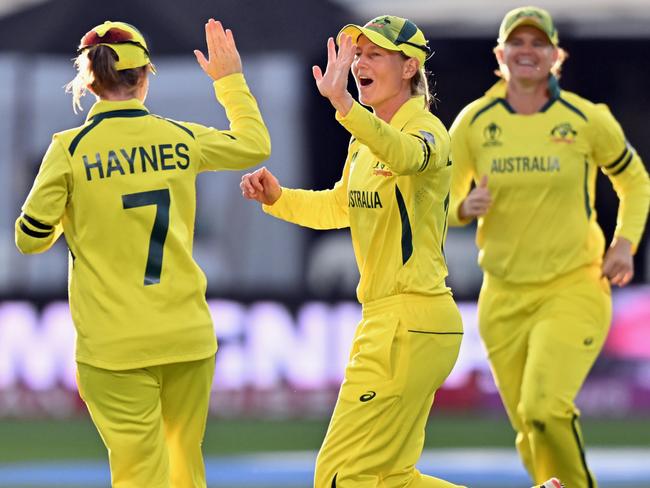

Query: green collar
[86,98,149,122]
[484,76,561,113]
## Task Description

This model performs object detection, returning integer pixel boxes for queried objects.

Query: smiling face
[496,25,558,84]
[351,35,417,119]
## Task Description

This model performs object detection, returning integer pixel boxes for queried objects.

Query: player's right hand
[240,167,282,205]
[194,19,242,81]
[312,35,354,116]
[459,174,492,220]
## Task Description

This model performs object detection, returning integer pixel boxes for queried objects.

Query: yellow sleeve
[15,137,70,254]
[195,73,271,172]
[448,107,477,227]
[335,101,448,175]
[262,150,351,230]
[590,104,650,250]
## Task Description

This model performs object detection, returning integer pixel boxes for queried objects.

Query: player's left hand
[602,237,634,287]
[312,35,355,115]
[194,19,242,81]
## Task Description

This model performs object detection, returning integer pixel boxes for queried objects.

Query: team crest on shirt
[482,122,503,147]
[372,161,393,177]
[550,122,577,144]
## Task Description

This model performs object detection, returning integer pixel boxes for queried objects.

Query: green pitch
[0,413,648,462]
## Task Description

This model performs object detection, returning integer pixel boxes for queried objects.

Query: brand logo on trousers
[359,391,376,402]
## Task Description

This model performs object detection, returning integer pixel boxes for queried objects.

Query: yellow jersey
[449,79,650,284]
[15,73,271,370]
[264,96,453,304]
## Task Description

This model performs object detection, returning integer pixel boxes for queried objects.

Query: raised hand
[459,175,492,220]
[240,167,282,206]
[312,35,355,115]
[602,237,634,287]
[194,19,242,81]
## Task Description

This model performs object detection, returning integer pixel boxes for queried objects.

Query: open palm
[312,34,355,103]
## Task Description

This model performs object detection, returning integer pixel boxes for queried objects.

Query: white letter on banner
[331,302,360,383]
[210,299,246,390]
[40,301,76,390]
[0,301,65,390]
[0,302,38,389]
[246,301,328,389]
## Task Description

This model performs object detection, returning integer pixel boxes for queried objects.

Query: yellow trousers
[314,293,465,488]
[77,355,215,488]
[478,265,611,488]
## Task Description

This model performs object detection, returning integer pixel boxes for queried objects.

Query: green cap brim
[500,18,558,46]
[337,24,402,53]
[337,24,426,64]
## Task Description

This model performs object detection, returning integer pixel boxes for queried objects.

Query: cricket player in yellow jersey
[15,19,270,488]
[241,15,561,488]
[449,6,650,488]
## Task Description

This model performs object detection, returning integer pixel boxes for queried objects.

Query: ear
[493,45,504,65]
[550,46,559,64]
[403,57,419,80]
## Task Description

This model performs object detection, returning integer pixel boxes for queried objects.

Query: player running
[15,19,270,487]
[448,6,650,488]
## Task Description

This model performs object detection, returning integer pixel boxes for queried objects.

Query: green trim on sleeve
[23,214,53,230]
[604,146,630,170]
[19,221,53,238]
[611,151,634,176]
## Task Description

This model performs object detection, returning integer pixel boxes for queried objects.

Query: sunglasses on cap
[399,40,430,55]
[78,23,150,56]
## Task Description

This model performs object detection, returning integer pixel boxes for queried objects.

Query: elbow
[15,237,45,255]
[259,127,272,160]
[253,133,272,163]
[15,219,56,254]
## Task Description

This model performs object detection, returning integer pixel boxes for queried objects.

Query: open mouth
[516,58,536,67]
[359,77,374,87]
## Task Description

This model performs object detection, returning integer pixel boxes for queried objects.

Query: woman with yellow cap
[449,6,649,488]
[240,14,560,488]
[15,19,270,487]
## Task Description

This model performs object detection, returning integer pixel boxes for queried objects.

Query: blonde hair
[66,45,148,113]
[411,67,436,109]
[400,53,435,109]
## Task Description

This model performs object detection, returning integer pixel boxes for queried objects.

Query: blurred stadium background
[0,0,649,486]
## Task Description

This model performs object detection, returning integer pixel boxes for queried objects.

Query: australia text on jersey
[491,155,560,174]
[348,190,383,208]
[82,143,191,181]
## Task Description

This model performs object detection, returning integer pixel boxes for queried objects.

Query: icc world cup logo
[483,122,502,146]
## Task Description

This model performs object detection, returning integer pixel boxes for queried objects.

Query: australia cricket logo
[550,122,577,143]
[483,122,503,147]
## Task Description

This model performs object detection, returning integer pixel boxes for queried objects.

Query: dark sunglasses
[78,27,149,55]
[399,40,431,54]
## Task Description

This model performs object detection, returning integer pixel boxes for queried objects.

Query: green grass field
[1,414,649,461]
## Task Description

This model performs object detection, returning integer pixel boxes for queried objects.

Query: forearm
[263,187,349,230]
[610,157,650,250]
[336,101,444,174]
[213,73,271,166]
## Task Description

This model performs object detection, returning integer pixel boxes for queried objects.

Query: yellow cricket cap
[337,15,431,65]
[498,6,559,46]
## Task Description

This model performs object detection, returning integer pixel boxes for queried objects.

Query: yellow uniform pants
[314,293,465,488]
[478,265,611,488]
[77,355,215,488]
